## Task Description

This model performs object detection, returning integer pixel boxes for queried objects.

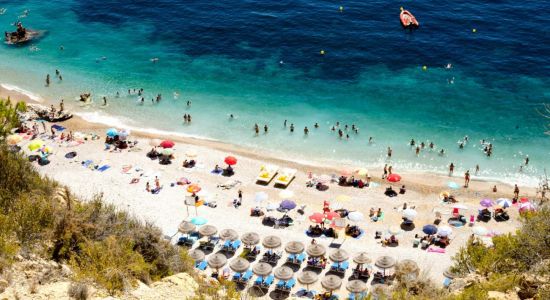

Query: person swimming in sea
[264,124,268,133]
[439,149,445,156]
[331,126,335,131]
[254,123,259,135]
[187,100,191,107]
[45,74,50,86]
[415,146,420,156]
[369,137,373,143]
[183,114,188,123]
[338,129,343,138]
[103,96,107,106]
[410,139,415,147]
[284,120,287,127]
[116,91,120,98]
[304,126,309,135]
[387,147,392,158]
[290,123,294,133]
[140,97,144,104]
[229,114,234,119]
[314,122,319,129]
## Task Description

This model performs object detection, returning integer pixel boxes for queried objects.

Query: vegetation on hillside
[0,99,237,298]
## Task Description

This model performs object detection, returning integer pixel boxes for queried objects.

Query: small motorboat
[400,7,419,28]
[4,22,41,45]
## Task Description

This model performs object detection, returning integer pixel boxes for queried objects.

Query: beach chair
[276,280,286,289]
[296,253,306,263]
[256,164,279,184]
[262,275,275,287]
[196,261,208,271]
[330,262,339,271]
[443,277,452,287]
[254,276,264,286]
[274,168,297,187]
[241,270,253,282]
[233,272,242,281]
[284,278,296,290]
[339,261,349,271]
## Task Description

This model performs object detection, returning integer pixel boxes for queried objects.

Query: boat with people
[4,22,41,45]
[400,7,419,28]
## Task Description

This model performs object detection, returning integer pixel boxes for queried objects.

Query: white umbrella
[496,198,512,208]
[255,191,268,203]
[347,212,364,222]
[185,149,198,158]
[437,226,453,237]
[388,226,402,235]
[279,190,294,199]
[452,204,469,210]
[402,209,418,220]
[472,226,488,236]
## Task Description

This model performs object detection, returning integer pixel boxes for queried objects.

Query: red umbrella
[160,140,175,148]
[324,211,340,221]
[520,197,529,203]
[387,174,401,182]
[309,213,325,223]
[224,156,237,166]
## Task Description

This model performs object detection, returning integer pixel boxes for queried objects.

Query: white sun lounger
[274,168,297,187]
[256,164,279,184]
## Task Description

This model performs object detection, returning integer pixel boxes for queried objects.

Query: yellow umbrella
[28,140,45,151]
[6,134,23,145]
[355,168,368,177]
[336,195,351,202]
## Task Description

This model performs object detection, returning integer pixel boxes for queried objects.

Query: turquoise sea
[0,0,549,186]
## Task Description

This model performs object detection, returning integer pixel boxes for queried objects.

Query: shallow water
[0,0,548,186]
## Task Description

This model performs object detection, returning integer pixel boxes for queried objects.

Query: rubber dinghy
[400,8,419,28]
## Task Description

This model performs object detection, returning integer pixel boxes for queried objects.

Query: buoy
[320,50,325,55]
[472,28,477,33]
[422,65,427,71]
[339,6,343,12]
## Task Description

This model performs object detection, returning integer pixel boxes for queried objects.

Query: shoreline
[1,84,539,198]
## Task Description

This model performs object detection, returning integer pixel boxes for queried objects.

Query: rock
[488,291,520,300]
[0,279,8,293]
[61,264,72,277]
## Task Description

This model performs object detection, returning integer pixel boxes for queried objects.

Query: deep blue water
[0,0,549,186]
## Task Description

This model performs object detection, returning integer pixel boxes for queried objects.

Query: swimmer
[140,97,144,104]
[45,74,50,86]
[524,156,529,166]
[331,126,335,131]
[103,96,107,106]
[439,149,445,156]
[445,63,452,69]
[304,126,309,135]
[415,146,420,156]
[338,129,343,138]
[420,142,425,149]
[336,121,340,127]
[150,57,159,63]
[387,147,392,158]
[346,134,349,139]
[55,69,60,77]
[429,142,434,149]
[475,164,480,175]
[173,92,179,99]
[314,123,319,129]
[369,137,373,143]
[230,114,234,119]
[183,114,188,123]
[345,124,348,131]
[264,124,268,133]
[459,142,464,149]
[59,75,63,81]
[284,120,287,127]
[128,89,131,95]
[410,139,415,146]
[116,91,120,98]
[290,123,294,133]
[59,45,64,51]
[254,123,259,135]
[187,100,191,107]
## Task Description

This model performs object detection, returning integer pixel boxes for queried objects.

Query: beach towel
[121,165,132,173]
[51,124,65,131]
[97,165,111,172]
[152,187,162,194]
[82,160,93,168]
[427,247,446,253]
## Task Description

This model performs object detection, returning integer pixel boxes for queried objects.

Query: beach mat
[52,124,66,131]
[65,151,77,159]
[97,165,110,172]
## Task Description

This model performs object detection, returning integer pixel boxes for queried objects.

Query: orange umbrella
[187,184,201,194]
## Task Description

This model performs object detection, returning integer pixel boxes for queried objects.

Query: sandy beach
[4,86,537,297]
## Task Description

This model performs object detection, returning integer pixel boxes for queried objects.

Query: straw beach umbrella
[395,259,420,282]
[329,249,349,262]
[306,244,326,257]
[253,262,272,276]
[298,271,318,290]
[242,232,260,246]
[285,241,305,254]
[321,275,342,295]
[198,225,217,237]
[353,252,372,265]
[347,280,367,297]
[274,266,294,281]
[188,249,205,262]
[375,256,396,276]
[262,235,282,249]
[230,257,250,273]
[178,221,196,233]
[207,253,227,269]
[220,229,238,241]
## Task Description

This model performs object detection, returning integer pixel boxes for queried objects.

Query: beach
[4,86,537,296]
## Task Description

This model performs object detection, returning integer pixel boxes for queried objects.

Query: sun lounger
[274,168,297,187]
[428,247,446,253]
[196,261,208,271]
[284,278,295,289]
[233,272,241,281]
[254,276,264,286]
[241,270,253,282]
[263,275,274,287]
[276,280,285,289]
[256,164,279,184]
[296,253,306,263]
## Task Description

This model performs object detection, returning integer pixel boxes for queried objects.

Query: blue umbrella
[106,128,118,137]
[447,181,460,189]
[280,200,297,210]
[422,224,437,235]
[191,217,207,225]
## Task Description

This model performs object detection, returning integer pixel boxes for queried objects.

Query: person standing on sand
[514,184,519,200]
[238,190,243,202]
[464,170,470,188]
[154,176,160,190]
[146,182,150,193]
[449,163,454,176]
[382,164,388,179]
[388,165,393,175]
[59,99,64,112]
[493,185,497,193]
[387,147,392,158]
